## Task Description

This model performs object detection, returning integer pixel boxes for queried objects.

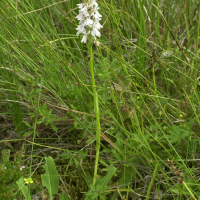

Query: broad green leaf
[59,193,70,200]
[41,156,59,200]
[16,177,31,200]
[96,166,117,188]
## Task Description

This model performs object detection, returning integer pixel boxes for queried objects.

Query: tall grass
[0,0,200,199]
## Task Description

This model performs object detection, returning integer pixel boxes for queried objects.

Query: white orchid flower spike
[76,0,102,43]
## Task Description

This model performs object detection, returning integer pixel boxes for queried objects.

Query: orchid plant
[76,0,102,186]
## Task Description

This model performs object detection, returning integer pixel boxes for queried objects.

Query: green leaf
[41,156,59,200]
[16,177,31,200]
[79,170,93,187]
[171,187,189,195]
[22,121,32,128]
[50,123,58,132]
[59,193,70,200]
[96,166,117,188]
[23,130,34,137]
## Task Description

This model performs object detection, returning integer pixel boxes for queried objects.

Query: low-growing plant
[0,149,25,200]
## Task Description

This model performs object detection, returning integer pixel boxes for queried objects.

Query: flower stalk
[88,41,101,185]
[76,0,102,185]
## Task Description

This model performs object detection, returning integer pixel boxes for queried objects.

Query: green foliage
[164,125,192,144]
[84,166,117,200]
[16,177,31,200]
[41,156,59,200]
[0,0,200,199]
[60,193,70,200]
[0,150,24,200]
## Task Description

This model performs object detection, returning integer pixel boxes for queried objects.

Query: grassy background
[0,0,200,199]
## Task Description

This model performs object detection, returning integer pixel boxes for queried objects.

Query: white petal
[80,6,88,13]
[76,12,85,20]
[83,18,93,26]
[76,25,86,36]
[90,0,98,8]
[91,28,101,37]
[77,3,84,9]
[93,11,102,20]
[93,21,103,29]
[81,35,88,43]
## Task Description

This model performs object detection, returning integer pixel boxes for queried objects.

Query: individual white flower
[81,30,90,43]
[80,6,88,14]
[76,12,88,21]
[91,27,101,37]
[76,24,85,36]
[20,166,25,171]
[93,11,102,20]
[93,21,102,29]
[90,1,98,8]
[77,3,84,9]
[83,18,93,27]
[81,34,88,43]
[76,0,102,43]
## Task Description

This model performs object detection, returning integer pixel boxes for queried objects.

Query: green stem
[145,164,158,200]
[88,41,101,186]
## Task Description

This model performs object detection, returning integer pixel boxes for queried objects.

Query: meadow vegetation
[0,0,200,199]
